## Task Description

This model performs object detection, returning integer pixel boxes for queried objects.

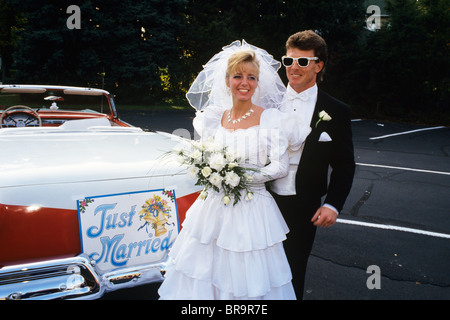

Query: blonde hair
[226,49,260,80]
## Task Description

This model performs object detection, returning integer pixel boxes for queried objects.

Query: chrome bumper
[0,255,167,300]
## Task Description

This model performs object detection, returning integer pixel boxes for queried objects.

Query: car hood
[0,128,187,188]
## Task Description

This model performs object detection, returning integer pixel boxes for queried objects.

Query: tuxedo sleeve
[324,103,355,213]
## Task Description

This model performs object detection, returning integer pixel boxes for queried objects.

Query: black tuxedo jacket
[294,89,355,213]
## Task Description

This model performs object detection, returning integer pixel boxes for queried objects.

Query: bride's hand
[311,206,337,228]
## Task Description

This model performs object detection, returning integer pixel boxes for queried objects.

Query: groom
[271,30,355,299]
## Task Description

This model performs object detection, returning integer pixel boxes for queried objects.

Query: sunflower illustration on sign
[138,192,173,237]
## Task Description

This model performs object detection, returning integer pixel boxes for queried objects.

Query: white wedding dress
[158,106,309,300]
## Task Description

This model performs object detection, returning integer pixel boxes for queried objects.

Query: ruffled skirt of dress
[158,187,296,300]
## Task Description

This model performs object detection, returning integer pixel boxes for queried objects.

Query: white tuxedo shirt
[271,84,317,196]
[271,83,338,214]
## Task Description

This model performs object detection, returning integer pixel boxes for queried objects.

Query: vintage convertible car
[0,84,200,300]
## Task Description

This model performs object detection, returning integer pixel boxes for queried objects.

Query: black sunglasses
[282,56,319,68]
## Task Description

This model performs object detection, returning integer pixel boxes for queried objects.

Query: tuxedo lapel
[305,89,325,144]
[293,87,355,213]
[309,97,321,129]
[310,89,328,128]
[296,89,333,196]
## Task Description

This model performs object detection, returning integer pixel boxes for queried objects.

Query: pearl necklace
[227,106,254,124]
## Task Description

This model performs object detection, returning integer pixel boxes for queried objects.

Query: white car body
[0,85,200,300]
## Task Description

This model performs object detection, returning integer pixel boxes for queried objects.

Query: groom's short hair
[286,30,328,83]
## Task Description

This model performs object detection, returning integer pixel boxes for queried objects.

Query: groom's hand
[311,206,337,228]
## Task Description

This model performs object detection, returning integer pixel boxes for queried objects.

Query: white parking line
[357,163,450,176]
[337,218,450,240]
[369,126,446,140]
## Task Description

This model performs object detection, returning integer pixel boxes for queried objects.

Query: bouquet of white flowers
[172,136,256,206]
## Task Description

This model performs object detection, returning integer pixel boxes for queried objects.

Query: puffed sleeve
[250,109,291,183]
[192,105,227,139]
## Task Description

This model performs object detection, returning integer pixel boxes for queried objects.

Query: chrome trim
[0,255,101,300]
[0,84,110,96]
[101,257,167,292]
[0,255,168,300]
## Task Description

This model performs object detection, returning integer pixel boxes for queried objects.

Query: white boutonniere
[316,110,332,128]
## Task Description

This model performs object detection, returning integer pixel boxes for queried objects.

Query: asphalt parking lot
[305,120,450,300]
[112,110,450,300]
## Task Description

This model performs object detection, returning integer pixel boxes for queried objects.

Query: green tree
[6,0,187,102]
[419,0,450,117]
[0,0,25,82]
[281,0,367,97]
[180,0,365,90]
[364,0,449,121]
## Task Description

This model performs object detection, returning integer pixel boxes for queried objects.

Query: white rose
[209,172,223,188]
[227,161,239,169]
[209,153,226,171]
[224,171,240,187]
[201,166,212,178]
[192,139,207,151]
[187,165,199,179]
[245,192,254,201]
[191,149,203,162]
[223,195,231,205]
[319,110,332,121]
[316,110,332,127]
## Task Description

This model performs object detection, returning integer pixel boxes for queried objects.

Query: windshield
[0,90,112,115]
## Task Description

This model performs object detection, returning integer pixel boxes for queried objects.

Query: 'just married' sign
[77,189,179,272]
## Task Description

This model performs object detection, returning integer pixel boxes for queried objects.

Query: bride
[158,41,310,300]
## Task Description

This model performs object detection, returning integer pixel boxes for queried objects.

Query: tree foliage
[180,0,365,86]
[3,0,186,102]
[363,0,449,119]
[1,0,448,123]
